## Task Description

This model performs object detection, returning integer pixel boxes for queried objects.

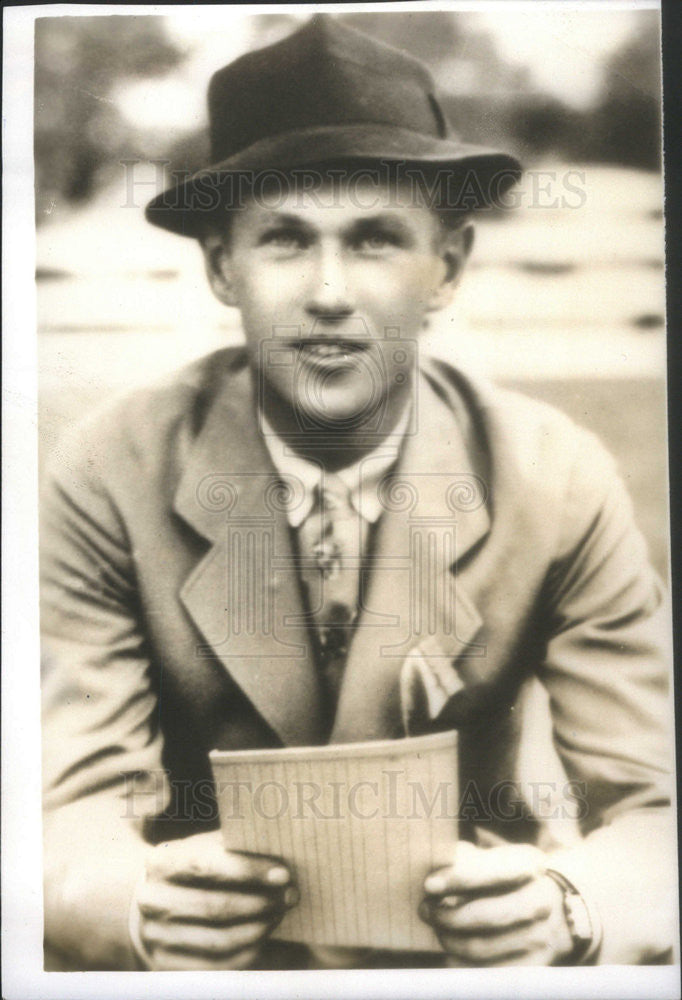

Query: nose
[305,244,355,320]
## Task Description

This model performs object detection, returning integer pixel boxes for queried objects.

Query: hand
[420,838,574,966]
[133,830,298,970]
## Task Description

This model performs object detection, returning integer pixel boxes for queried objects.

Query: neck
[260,384,413,472]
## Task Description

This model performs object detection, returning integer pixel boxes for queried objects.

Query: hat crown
[145,14,523,236]
[207,14,447,164]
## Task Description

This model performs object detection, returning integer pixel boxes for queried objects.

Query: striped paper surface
[210,730,458,951]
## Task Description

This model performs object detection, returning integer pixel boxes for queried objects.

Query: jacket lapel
[173,360,325,747]
[331,369,490,743]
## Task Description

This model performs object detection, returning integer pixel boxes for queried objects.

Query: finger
[478,947,555,967]
[147,839,290,889]
[444,947,554,969]
[424,842,543,895]
[437,922,548,965]
[429,878,553,934]
[142,917,275,959]
[474,827,507,849]
[149,944,261,971]
[137,881,295,925]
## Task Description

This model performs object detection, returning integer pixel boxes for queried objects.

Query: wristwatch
[545,869,595,963]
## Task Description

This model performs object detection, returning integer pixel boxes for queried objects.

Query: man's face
[207,175,469,430]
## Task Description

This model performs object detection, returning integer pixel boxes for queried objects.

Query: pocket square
[400,642,465,736]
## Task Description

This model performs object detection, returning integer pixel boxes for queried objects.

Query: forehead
[233,172,438,232]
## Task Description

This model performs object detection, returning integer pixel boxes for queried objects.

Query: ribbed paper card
[210,729,458,951]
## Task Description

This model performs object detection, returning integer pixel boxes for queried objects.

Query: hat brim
[145,123,522,237]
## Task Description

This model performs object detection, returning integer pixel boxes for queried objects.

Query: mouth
[295,340,370,371]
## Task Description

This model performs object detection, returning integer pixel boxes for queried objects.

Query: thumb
[474,826,508,849]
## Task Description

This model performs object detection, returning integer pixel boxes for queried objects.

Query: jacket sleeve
[41,422,170,969]
[538,428,676,964]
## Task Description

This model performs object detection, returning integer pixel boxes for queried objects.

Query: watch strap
[545,868,595,963]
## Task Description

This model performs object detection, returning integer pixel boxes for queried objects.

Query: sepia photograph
[2,2,679,997]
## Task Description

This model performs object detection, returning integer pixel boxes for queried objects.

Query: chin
[294,384,385,432]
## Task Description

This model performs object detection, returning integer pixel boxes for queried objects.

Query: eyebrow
[255,213,313,230]
[347,214,416,239]
[255,211,418,239]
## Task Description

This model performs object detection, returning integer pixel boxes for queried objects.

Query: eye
[259,228,309,250]
[359,234,392,251]
[353,229,404,253]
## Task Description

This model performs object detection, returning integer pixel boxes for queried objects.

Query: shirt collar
[261,407,411,528]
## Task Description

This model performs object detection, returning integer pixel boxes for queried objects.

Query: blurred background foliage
[34,16,185,218]
[34,10,662,224]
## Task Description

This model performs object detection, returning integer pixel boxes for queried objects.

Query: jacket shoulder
[423,354,615,482]
[44,347,250,491]
[422,355,625,557]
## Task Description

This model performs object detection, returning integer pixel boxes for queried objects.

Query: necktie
[298,475,364,710]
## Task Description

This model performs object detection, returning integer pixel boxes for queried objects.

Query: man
[41,14,675,971]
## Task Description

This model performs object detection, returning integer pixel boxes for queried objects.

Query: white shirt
[260,406,412,530]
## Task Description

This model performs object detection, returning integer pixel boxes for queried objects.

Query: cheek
[234,266,300,325]
[405,255,442,297]
[362,263,435,324]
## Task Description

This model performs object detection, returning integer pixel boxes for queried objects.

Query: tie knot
[315,475,352,516]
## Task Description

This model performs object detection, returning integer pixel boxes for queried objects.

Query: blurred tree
[35,16,185,223]
[503,11,661,169]
[589,11,662,169]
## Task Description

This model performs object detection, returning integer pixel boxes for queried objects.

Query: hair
[196,160,472,247]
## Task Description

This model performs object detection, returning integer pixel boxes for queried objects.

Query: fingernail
[424,874,446,894]
[438,895,459,908]
[267,866,290,886]
[284,885,300,908]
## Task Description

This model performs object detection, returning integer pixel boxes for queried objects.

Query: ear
[200,233,238,308]
[427,222,474,313]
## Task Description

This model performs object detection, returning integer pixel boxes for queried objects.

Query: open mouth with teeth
[295,340,370,371]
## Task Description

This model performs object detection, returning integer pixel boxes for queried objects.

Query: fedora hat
[146,14,522,236]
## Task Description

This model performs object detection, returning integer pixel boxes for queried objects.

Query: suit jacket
[41,347,675,969]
